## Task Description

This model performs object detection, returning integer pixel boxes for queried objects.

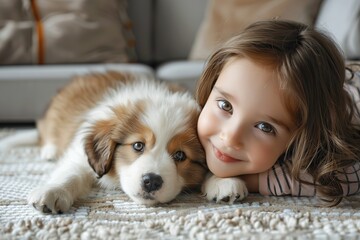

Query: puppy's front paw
[40,143,57,160]
[202,175,248,203]
[28,186,73,214]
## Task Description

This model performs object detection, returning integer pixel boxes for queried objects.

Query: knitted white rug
[1,129,360,239]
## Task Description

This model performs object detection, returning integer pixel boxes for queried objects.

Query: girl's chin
[207,158,239,178]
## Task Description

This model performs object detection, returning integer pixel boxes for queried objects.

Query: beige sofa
[0,0,359,122]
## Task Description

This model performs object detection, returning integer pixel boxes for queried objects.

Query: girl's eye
[217,100,233,113]
[172,151,187,162]
[256,122,276,135]
[133,142,145,152]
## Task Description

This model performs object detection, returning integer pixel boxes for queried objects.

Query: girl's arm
[258,161,316,196]
[257,161,360,197]
[336,163,360,196]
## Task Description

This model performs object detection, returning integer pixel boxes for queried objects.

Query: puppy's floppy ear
[85,119,117,178]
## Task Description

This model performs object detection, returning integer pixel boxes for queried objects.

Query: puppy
[4,71,208,214]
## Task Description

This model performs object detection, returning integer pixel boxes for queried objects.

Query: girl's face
[198,58,295,177]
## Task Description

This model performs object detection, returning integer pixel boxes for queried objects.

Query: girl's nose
[219,123,244,150]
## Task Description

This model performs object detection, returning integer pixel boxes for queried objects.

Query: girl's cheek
[198,105,213,128]
[197,111,209,138]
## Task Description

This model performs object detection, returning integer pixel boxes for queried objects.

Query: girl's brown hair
[196,19,360,206]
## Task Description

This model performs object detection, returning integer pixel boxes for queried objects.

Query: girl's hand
[241,174,259,193]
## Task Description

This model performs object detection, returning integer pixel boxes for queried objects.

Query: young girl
[196,19,360,206]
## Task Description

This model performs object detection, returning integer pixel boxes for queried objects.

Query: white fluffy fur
[202,174,248,203]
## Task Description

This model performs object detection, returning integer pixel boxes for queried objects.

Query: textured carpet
[1,129,360,239]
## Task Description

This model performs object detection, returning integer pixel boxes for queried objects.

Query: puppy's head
[84,90,207,205]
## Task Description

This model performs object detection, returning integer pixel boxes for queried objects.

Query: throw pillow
[315,0,360,59]
[189,0,323,60]
[0,0,136,64]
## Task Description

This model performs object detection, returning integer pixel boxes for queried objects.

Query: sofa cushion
[315,0,360,59]
[0,0,135,64]
[189,0,323,60]
[156,61,206,93]
[127,0,153,63]
[152,0,208,63]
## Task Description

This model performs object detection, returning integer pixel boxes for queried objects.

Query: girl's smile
[213,144,243,163]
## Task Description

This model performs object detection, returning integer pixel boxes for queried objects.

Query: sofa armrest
[0,64,154,122]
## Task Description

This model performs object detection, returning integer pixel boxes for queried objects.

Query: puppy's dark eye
[172,151,186,162]
[133,142,145,152]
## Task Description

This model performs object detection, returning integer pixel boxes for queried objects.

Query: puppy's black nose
[142,173,163,192]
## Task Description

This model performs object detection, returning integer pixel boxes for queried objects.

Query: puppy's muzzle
[142,173,163,192]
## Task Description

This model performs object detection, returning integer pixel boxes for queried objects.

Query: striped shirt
[259,161,360,196]
[259,69,360,197]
